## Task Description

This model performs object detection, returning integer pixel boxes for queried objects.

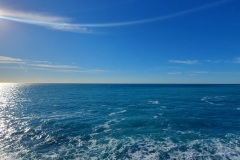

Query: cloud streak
[76,0,231,27]
[168,72,182,75]
[0,56,24,64]
[234,57,240,64]
[29,64,80,69]
[0,56,106,73]
[169,60,199,65]
[0,9,89,32]
[0,0,232,32]
[192,71,208,74]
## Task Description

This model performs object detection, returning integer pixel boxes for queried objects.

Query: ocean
[0,84,239,159]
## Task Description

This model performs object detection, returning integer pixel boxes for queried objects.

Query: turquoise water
[0,84,240,159]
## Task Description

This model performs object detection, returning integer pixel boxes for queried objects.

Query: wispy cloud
[0,9,89,33]
[165,66,182,69]
[206,57,240,64]
[29,63,80,69]
[0,56,106,73]
[0,0,232,32]
[192,71,208,74]
[76,0,231,28]
[169,60,199,65]
[167,72,182,75]
[0,56,24,64]
[188,71,209,76]
[234,57,240,64]
[206,59,231,63]
[206,59,223,63]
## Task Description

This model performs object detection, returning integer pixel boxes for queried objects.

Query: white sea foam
[176,130,197,135]
[109,110,127,116]
[201,96,226,105]
[21,110,93,122]
[93,119,122,133]
[1,132,239,160]
[149,100,160,104]
[73,135,240,159]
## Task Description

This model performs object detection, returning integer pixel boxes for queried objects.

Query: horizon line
[1,82,239,85]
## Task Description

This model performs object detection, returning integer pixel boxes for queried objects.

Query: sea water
[0,84,239,159]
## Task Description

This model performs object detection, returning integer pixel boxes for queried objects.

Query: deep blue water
[0,84,240,159]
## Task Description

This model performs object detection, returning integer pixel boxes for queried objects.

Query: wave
[149,101,160,105]
[201,96,226,105]
[109,110,127,116]
[3,134,237,159]
[1,113,239,159]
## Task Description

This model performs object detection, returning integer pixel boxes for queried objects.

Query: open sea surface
[0,84,240,159]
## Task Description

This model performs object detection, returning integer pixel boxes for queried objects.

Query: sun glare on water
[0,83,22,158]
[0,83,30,156]
[0,83,22,133]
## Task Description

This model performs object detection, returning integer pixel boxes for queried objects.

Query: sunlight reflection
[0,83,24,148]
[0,83,19,130]
[0,83,19,108]
[0,83,32,158]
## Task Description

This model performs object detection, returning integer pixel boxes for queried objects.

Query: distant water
[0,84,240,159]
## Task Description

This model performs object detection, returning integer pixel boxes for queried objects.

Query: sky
[0,0,240,83]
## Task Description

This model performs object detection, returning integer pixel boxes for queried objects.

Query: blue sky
[0,0,240,83]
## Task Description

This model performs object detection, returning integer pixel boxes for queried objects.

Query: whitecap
[201,96,226,105]
[109,110,127,116]
[93,119,121,133]
[7,134,238,159]
[149,100,160,104]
